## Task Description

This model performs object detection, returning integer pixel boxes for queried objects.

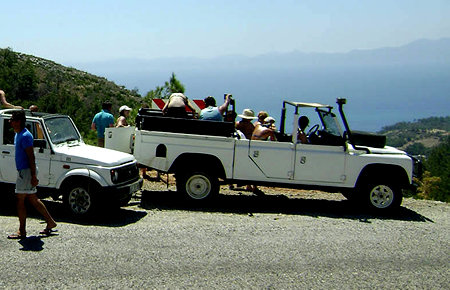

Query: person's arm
[217,94,231,115]
[268,129,277,141]
[108,115,115,128]
[91,122,97,131]
[162,100,170,114]
[24,146,39,187]
[0,90,23,109]
[116,116,126,127]
[186,100,198,117]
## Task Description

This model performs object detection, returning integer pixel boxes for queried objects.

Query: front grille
[113,163,139,184]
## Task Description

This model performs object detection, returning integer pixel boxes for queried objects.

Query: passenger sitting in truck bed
[235,109,257,139]
[264,116,277,130]
[199,94,231,121]
[162,93,196,118]
[297,116,309,144]
[251,117,277,141]
[253,111,268,128]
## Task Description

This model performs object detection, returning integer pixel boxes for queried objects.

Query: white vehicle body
[106,98,418,212]
[0,109,142,216]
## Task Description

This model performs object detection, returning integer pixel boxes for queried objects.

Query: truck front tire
[63,183,98,216]
[177,171,219,201]
[364,182,402,212]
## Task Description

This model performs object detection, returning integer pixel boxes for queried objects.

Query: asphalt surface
[0,185,449,289]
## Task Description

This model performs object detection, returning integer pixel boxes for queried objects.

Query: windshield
[318,110,342,136]
[44,117,81,145]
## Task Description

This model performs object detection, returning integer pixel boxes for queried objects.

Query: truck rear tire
[363,182,402,212]
[176,171,219,201]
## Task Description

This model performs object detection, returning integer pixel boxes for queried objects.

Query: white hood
[368,146,408,155]
[350,145,408,155]
[54,144,135,167]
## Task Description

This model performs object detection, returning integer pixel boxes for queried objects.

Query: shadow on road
[140,190,433,223]
[0,197,147,227]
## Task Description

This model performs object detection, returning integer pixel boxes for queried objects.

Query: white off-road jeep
[106,98,420,212]
[0,109,142,217]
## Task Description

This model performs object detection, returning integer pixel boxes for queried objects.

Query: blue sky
[1,0,449,64]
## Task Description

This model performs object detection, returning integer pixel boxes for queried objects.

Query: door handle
[2,151,10,155]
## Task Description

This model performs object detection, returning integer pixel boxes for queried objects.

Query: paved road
[0,189,448,289]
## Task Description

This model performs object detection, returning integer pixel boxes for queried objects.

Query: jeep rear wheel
[364,182,402,211]
[177,171,219,200]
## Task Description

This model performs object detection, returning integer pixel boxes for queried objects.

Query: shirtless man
[235,109,257,139]
[162,93,196,118]
[0,90,23,109]
[251,117,277,141]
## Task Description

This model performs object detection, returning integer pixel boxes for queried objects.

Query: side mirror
[33,139,47,153]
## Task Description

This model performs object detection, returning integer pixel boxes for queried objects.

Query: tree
[144,72,185,102]
[422,136,450,202]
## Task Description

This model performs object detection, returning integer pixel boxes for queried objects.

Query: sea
[104,64,450,133]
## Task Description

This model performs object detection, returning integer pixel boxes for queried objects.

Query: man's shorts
[15,168,37,194]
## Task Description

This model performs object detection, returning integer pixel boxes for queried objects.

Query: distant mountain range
[70,38,450,132]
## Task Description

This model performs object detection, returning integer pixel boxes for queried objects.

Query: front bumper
[99,178,143,203]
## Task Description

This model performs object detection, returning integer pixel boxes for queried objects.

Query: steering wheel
[307,124,320,137]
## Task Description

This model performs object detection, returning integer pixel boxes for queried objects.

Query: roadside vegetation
[1,47,448,202]
[380,117,449,202]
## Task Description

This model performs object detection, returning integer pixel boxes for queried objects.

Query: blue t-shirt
[15,128,34,171]
[200,106,223,121]
[92,109,114,138]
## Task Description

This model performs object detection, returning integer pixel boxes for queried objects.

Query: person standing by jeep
[91,101,115,147]
[7,110,57,239]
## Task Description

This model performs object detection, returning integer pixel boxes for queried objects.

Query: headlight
[110,169,119,183]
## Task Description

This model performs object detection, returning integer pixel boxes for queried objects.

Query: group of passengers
[160,92,313,144]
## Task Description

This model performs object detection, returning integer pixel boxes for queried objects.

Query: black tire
[341,191,358,202]
[63,182,99,217]
[363,182,402,212]
[176,171,219,201]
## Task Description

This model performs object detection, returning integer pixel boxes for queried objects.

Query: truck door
[294,143,346,183]
[248,140,295,179]
[0,119,51,186]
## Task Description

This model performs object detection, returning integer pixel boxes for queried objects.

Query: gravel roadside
[0,177,448,289]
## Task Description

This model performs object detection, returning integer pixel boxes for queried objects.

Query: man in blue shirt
[91,101,115,147]
[8,110,57,239]
[199,94,231,121]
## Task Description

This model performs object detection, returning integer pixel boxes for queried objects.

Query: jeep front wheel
[364,182,402,211]
[177,171,219,200]
[63,184,98,216]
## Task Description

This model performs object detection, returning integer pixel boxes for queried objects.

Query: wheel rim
[68,187,91,214]
[369,185,394,209]
[185,174,211,200]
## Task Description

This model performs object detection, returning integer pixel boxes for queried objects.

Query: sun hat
[119,105,132,113]
[264,116,275,123]
[238,109,257,120]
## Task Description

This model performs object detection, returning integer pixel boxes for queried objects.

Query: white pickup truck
[0,109,142,217]
[106,98,420,212]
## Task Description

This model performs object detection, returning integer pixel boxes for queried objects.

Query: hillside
[379,116,450,156]
[0,48,142,144]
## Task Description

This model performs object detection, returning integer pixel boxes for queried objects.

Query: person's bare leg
[16,194,27,235]
[27,195,56,229]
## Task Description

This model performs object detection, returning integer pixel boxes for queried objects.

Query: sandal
[7,232,26,239]
[39,228,58,236]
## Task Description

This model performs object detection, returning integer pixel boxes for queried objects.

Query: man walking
[8,110,57,239]
[91,101,114,147]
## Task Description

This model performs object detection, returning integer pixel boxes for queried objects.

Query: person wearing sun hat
[116,105,132,127]
[235,108,257,139]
